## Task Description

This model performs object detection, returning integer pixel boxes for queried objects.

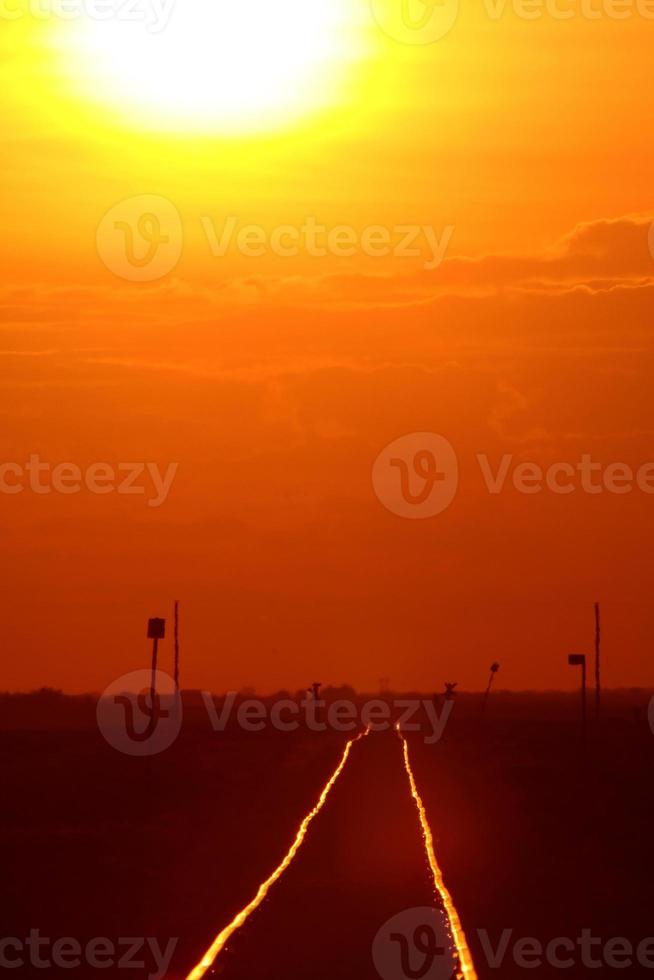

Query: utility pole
[174,600,180,693]
[568,653,587,740]
[481,662,500,717]
[594,602,601,721]
[147,617,166,710]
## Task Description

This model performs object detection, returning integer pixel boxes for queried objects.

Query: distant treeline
[0,685,651,730]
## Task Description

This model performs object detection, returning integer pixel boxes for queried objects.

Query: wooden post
[581,655,587,737]
[174,600,180,693]
[147,618,166,711]
[150,637,159,704]
[594,602,601,720]
[568,653,587,740]
[481,662,500,717]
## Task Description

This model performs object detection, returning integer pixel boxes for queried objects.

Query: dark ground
[1,690,652,978]
[408,713,654,978]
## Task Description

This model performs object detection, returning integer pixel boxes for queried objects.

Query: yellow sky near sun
[1,0,653,284]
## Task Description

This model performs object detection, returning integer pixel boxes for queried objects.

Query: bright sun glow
[64,0,363,133]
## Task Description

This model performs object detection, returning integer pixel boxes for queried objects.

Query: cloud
[2,213,653,317]
[187,213,654,308]
[323,213,654,306]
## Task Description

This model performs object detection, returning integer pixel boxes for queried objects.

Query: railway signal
[481,662,500,717]
[174,600,180,693]
[568,653,587,739]
[594,602,601,720]
[147,617,166,709]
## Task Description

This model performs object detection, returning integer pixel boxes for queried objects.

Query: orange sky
[1,0,653,692]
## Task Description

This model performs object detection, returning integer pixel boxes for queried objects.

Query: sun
[62,0,364,134]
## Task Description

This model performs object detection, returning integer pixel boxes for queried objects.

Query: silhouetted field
[409,713,654,978]
[1,718,348,979]
[1,690,652,978]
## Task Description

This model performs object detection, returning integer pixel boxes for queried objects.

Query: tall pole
[594,601,601,720]
[481,662,500,718]
[150,636,159,709]
[581,655,587,739]
[174,599,180,693]
[568,654,587,741]
[146,617,166,713]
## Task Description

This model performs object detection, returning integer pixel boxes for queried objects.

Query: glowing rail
[185,729,368,980]
[397,727,478,980]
